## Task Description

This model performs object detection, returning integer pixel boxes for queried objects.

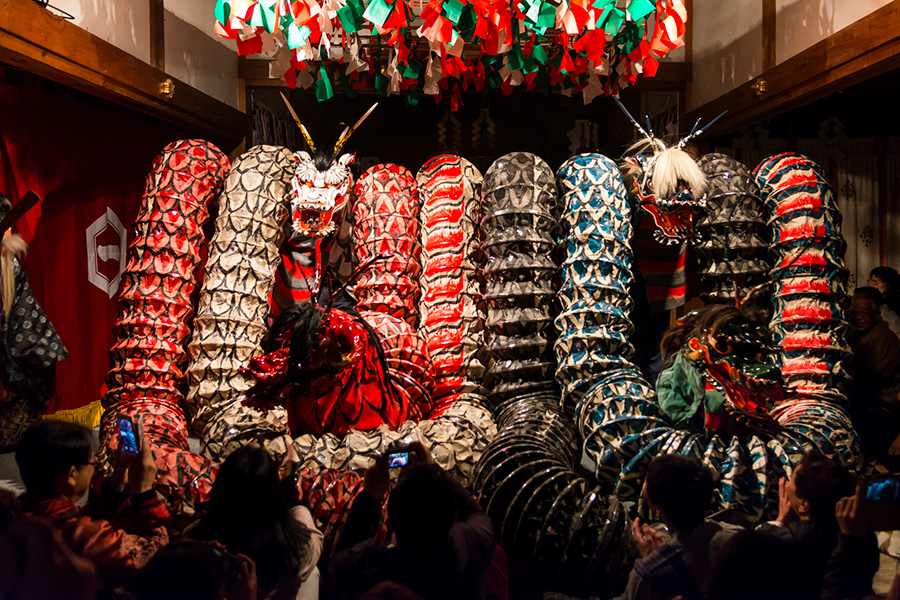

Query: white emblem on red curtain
[86,207,127,298]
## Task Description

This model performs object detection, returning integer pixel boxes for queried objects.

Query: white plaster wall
[165,10,240,109]
[50,0,240,109]
[690,0,763,110]
[164,0,235,49]
[52,0,151,63]
[776,0,893,64]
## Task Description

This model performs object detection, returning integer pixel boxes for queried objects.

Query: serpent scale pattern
[470,154,637,597]
[416,155,488,416]
[100,139,230,510]
[559,153,862,527]
[480,152,561,402]
[352,164,433,417]
[188,145,295,461]
[695,154,772,306]
[753,153,851,401]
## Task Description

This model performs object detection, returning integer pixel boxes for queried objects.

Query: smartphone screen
[867,477,900,502]
[118,417,138,455]
[388,451,410,468]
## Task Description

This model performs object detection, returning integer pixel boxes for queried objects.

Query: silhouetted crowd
[1,418,896,600]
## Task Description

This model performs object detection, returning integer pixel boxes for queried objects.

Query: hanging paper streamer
[213,0,687,107]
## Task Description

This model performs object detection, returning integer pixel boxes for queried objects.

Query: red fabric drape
[0,69,194,414]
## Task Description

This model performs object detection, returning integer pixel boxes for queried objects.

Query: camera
[388,451,410,468]
[117,417,138,455]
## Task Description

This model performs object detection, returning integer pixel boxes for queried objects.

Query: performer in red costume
[242,98,416,438]
[242,302,411,436]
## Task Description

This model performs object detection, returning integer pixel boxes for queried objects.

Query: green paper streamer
[488,71,503,89]
[401,59,422,78]
[316,68,334,101]
[536,1,555,30]
[525,0,541,24]
[215,0,230,26]
[286,23,311,49]
[374,72,388,95]
[626,0,655,21]
[521,56,539,74]
[531,43,548,64]
[591,0,614,11]
[443,0,464,25]
[508,43,524,71]
[619,21,642,53]
[598,6,625,33]
[363,0,394,28]
[337,5,361,32]
[340,74,358,98]
[458,5,477,39]
[261,4,276,33]
[405,89,421,105]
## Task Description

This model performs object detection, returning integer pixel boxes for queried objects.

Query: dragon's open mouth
[299,209,323,229]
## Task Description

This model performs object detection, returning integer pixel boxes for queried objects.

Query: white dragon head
[281,93,377,239]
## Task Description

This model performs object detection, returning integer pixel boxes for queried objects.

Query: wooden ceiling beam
[686,0,900,136]
[0,0,246,149]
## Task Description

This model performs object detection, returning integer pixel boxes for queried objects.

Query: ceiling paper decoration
[214,0,687,107]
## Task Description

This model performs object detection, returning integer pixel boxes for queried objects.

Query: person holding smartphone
[15,417,171,591]
[329,441,495,600]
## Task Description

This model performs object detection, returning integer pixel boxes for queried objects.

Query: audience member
[847,287,900,461]
[0,516,100,600]
[135,540,258,600]
[756,454,855,599]
[620,455,738,600]
[0,487,21,528]
[14,419,170,589]
[706,530,798,600]
[188,445,323,600]
[357,582,424,600]
[820,483,880,600]
[869,267,900,339]
[329,441,495,600]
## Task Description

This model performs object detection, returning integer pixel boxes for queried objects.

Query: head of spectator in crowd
[642,455,714,533]
[387,464,457,553]
[784,453,854,526]
[0,488,21,530]
[358,581,425,600]
[850,287,885,334]
[136,540,249,600]
[0,516,99,600]
[15,420,94,502]
[869,267,900,307]
[707,530,798,600]
[194,445,310,593]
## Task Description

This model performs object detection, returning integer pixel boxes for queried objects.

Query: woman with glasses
[868,266,900,339]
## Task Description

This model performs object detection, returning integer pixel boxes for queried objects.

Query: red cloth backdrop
[0,68,198,416]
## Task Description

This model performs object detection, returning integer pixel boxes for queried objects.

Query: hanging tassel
[44,399,105,429]
[1,231,26,319]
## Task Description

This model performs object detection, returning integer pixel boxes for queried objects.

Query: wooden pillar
[762,0,776,71]
[149,0,165,71]
[878,136,888,264]
[684,0,693,113]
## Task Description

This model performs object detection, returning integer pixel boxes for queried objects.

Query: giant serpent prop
[106,130,863,596]
[101,139,230,510]
[473,151,863,595]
